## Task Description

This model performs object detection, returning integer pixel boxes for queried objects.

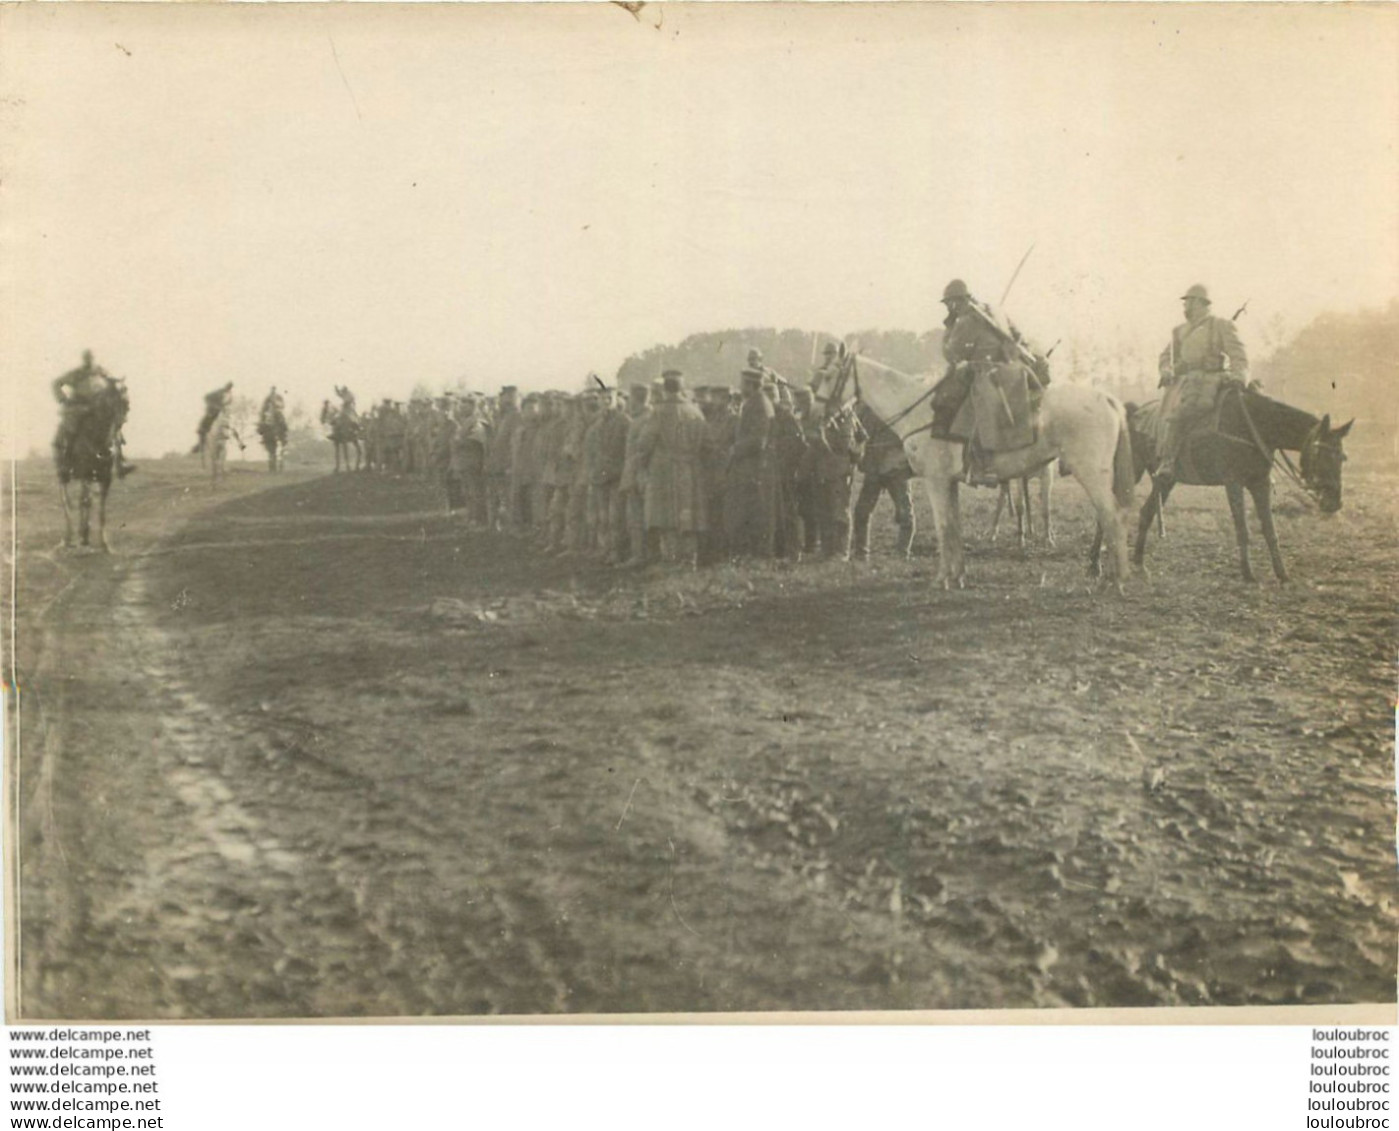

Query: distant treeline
[613,327,947,391]
[1254,300,1398,459]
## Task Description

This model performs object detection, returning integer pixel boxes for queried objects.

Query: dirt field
[6,455,1395,1019]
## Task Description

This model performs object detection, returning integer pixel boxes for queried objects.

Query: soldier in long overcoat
[1155,284,1249,480]
[618,384,653,566]
[636,371,707,566]
[725,368,778,559]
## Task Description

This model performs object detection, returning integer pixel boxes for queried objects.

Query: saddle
[1159,378,1254,481]
[931,363,1043,479]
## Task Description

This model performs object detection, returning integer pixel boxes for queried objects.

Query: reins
[1234,390,1320,505]
[817,352,941,442]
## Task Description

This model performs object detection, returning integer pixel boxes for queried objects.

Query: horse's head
[1300,414,1353,514]
[810,346,857,419]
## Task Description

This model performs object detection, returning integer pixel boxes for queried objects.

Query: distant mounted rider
[194,381,235,453]
[333,384,358,417]
[53,350,137,478]
[1155,284,1249,482]
[259,385,285,427]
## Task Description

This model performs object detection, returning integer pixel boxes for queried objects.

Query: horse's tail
[1112,402,1136,509]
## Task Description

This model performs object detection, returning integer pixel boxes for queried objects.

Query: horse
[207,405,244,487]
[256,405,289,472]
[54,381,128,552]
[1117,387,1351,583]
[987,463,1055,547]
[813,353,1136,590]
[1087,402,1160,576]
[321,400,362,473]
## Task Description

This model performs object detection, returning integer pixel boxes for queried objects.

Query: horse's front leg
[58,480,76,548]
[96,479,112,553]
[1133,483,1165,567]
[1250,479,1288,582]
[1225,483,1256,583]
[78,481,92,547]
[1038,468,1055,546]
[923,473,965,589]
[988,483,1009,542]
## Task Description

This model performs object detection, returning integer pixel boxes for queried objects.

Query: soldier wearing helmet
[1155,284,1249,481]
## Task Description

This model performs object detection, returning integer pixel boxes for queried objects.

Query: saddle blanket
[948,364,1036,452]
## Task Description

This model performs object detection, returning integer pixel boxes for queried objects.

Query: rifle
[1231,300,1250,322]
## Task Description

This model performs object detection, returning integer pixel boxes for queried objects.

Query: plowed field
[8,458,1395,1018]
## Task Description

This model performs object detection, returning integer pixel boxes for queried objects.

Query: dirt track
[7,458,1396,1019]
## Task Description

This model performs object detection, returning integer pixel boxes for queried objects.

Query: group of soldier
[53,278,1247,539]
[337,346,918,568]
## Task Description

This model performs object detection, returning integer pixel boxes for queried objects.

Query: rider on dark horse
[193,381,235,454]
[53,350,136,478]
[260,386,285,423]
[1154,284,1249,483]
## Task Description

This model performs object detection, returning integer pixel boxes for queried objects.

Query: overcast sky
[2,3,1395,457]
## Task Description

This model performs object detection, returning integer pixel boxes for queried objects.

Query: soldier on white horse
[811,281,1135,590]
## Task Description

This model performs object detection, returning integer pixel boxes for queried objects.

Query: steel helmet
[1180,284,1212,304]
[942,278,971,303]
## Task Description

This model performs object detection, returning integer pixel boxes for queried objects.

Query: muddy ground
[6,456,1395,1019]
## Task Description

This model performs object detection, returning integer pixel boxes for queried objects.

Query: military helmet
[822,342,839,356]
[942,278,971,303]
[1180,284,1211,305]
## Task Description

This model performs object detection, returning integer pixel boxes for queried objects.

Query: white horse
[814,356,1136,590]
[207,406,243,487]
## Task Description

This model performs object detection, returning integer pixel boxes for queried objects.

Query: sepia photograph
[2,1,1395,1035]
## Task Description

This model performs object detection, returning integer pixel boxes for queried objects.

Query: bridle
[812,349,940,442]
[1235,390,1329,506]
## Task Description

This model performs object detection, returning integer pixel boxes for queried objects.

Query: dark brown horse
[321,399,362,473]
[1092,388,1351,582]
[55,382,129,551]
[257,405,289,472]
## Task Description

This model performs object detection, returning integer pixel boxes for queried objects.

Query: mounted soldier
[193,381,235,455]
[1155,284,1249,482]
[934,279,1049,479]
[53,350,136,479]
[257,386,289,472]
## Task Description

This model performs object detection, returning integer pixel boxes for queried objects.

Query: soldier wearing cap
[636,370,707,567]
[450,394,491,525]
[560,390,600,555]
[533,394,565,546]
[791,386,822,555]
[1156,284,1249,481]
[511,393,542,531]
[698,385,736,564]
[770,378,807,558]
[725,367,778,558]
[618,383,654,566]
[487,386,522,530]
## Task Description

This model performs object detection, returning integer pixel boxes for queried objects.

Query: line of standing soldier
[404,352,917,569]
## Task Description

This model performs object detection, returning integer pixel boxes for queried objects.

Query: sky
[2,2,1396,457]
